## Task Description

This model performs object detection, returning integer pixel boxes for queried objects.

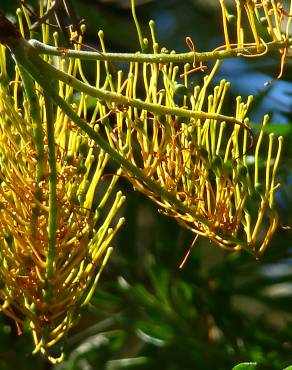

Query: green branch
[18,65,45,183]
[26,41,242,125]
[29,38,291,64]
[17,64,46,241]
[44,93,57,285]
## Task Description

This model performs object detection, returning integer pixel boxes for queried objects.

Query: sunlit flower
[0,44,125,362]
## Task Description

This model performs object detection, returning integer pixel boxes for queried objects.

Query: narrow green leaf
[232,363,257,370]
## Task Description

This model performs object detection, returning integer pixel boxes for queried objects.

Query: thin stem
[40,93,58,354]
[131,0,147,53]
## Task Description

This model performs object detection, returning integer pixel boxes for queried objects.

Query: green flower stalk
[0,42,125,361]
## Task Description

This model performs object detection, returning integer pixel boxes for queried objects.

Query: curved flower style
[0,44,125,361]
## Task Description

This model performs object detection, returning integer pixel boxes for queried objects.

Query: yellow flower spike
[0,27,125,360]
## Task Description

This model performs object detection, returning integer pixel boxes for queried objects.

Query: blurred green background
[1,1,292,369]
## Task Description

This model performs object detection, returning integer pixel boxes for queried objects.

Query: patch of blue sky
[219,58,292,123]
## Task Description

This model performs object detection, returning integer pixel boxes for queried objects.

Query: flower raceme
[0,0,287,361]
[107,60,283,257]
[0,42,125,361]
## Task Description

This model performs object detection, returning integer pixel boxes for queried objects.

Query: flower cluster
[220,0,292,80]
[0,43,124,361]
[106,57,283,257]
[0,0,286,361]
